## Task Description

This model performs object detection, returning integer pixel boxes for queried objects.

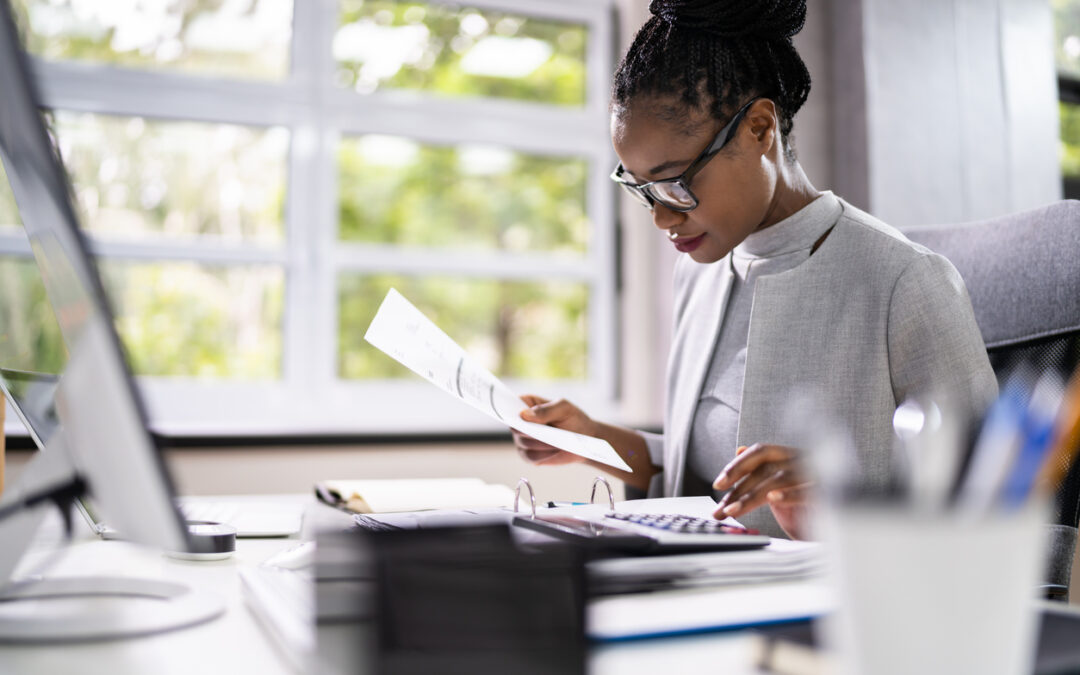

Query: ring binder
[509,477,770,553]
[515,476,617,519]
[514,478,537,519]
[591,477,614,510]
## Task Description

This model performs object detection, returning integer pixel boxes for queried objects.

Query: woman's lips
[673,233,706,253]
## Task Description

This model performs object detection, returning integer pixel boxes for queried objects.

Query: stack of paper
[587,538,826,595]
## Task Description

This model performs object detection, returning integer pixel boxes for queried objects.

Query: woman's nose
[651,203,685,232]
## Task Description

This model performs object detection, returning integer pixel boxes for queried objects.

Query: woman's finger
[766,482,814,505]
[716,469,803,518]
[519,394,549,409]
[714,444,799,490]
[717,459,784,511]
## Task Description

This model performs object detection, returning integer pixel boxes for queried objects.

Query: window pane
[338,135,589,254]
[335,1,587,106]
[1055,0,1080,78]
[51,112,288,243]
[338,275,587,380]
[0,256,67,376]
[12,0,293,81]
[101,262,284,379]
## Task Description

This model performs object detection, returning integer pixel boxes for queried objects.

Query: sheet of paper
[364,288,631,472]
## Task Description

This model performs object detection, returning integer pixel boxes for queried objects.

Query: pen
[1033,367,1080,496]
[998,371,1063,508]
[546,501,588,508]
[956,384,1027,514]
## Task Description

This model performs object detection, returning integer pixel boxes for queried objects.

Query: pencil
[1034,366,1080,496]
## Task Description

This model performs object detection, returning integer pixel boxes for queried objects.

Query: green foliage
[102,262,284,379]
[336,1,587,105]
[1061,102,1080,177]
[338,138,588,253]
[12,0,290,80]
[53,112,287,242]
[338,275,587,380]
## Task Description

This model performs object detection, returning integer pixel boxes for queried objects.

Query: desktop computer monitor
[0,0,222,640]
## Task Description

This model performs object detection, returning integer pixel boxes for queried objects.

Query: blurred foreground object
[328,524,586,675]
[902,200,1080,600]
[822,502,1046,675]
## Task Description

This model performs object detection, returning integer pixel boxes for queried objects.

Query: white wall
[834,0,1062,225]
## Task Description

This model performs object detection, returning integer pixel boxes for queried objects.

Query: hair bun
[648,0,807,41]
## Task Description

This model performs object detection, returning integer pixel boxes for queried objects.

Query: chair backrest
[902,199,1080,599]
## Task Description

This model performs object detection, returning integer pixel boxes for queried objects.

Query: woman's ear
[744,99,778,155]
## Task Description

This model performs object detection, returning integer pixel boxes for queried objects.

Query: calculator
[511,511,770,553]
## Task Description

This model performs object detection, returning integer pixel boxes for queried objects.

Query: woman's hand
[511,395,596,466]
[712,444,814,539]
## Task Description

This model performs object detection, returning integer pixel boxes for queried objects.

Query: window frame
[1,0,619,436]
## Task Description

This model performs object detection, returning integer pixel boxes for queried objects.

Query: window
[3,0,617,434]
[1054,0,1080,198]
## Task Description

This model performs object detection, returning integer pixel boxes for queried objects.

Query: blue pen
[957,384,1028,513]
[998,373,1063,508]
[546,501,588,508]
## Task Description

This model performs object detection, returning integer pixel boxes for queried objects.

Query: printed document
[364,288,632,472]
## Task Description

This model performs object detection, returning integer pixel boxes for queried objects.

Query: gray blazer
[640,196,998,537]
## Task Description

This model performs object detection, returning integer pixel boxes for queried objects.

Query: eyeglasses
[610,97,759,213]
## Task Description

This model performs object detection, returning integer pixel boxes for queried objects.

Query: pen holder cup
[821,503,1048,675]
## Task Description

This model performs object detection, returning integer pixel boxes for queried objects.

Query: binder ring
[514,477,537,518]
[591,476,615,511]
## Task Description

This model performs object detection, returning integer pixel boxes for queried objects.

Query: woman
[511,0,997,539]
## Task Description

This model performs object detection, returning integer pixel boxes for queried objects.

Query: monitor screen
[0,1,189,553]
[0,158,64,443]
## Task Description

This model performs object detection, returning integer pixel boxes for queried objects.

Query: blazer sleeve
[887,252,998,416]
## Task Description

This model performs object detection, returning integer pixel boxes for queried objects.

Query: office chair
[902,199,1080,601]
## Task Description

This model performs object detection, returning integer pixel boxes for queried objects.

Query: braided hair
[613,0,811,160]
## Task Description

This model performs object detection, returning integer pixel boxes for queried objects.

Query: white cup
[821,503,1048,675]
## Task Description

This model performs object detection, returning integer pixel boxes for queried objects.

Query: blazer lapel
[665,258,734,496]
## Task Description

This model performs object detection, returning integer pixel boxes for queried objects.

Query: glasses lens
[648,181,696,211]
[618,182,654,209]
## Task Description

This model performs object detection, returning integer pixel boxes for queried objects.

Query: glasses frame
[610,97,760,213]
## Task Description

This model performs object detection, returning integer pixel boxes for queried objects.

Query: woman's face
[611,97,779,264]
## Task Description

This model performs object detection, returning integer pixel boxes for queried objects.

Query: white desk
[0,496,777,675]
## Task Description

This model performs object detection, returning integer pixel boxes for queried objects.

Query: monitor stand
[0,429,223,642]
[0,576,224,643]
